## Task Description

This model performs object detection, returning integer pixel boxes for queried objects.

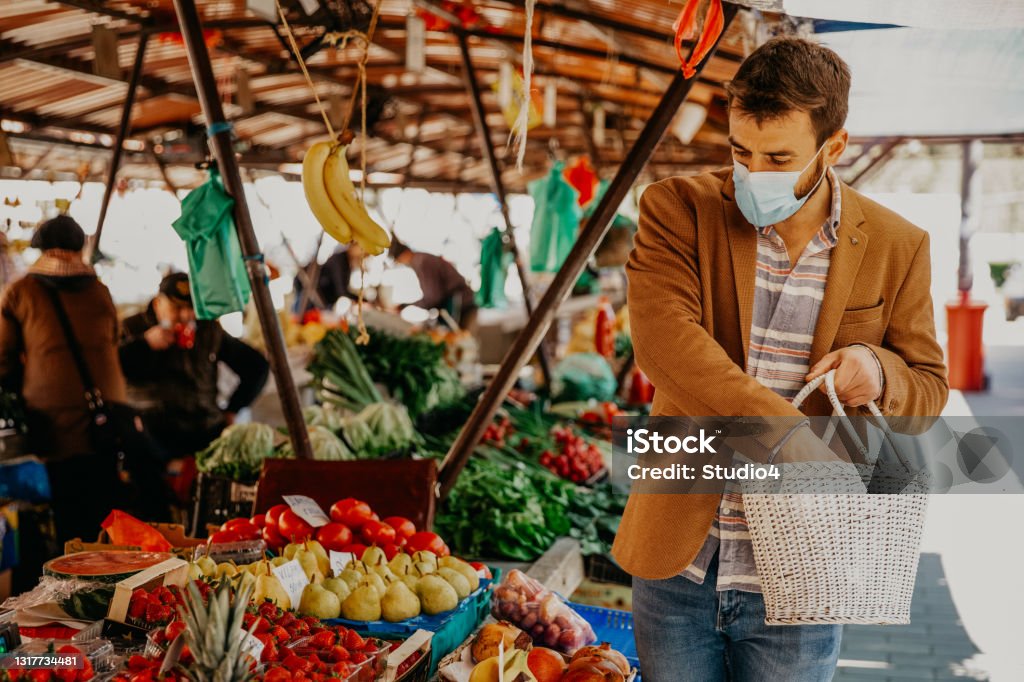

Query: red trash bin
[945,293,987,391]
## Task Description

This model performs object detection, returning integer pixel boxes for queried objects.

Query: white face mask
[732,144,828,227]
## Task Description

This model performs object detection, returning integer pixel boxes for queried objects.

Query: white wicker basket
[742,370,929,625]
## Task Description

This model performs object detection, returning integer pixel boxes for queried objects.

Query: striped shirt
[682,168,843,592]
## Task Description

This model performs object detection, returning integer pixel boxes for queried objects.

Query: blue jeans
[633,553,842,681]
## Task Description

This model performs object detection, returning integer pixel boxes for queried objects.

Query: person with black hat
[118,272,270,467]
[0,216,143,541]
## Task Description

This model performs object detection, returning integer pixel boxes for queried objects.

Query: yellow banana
[302,141,352,245]
[323,146,392,255]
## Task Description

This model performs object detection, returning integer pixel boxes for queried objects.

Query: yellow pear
[195,556,217,577]
[216,562,238,580]
[362,572,387,599]
[411,551,438,571]
[338,568,363,592]
[361,546,387,566]
[321,577,352,603]
[438,567,471,600]
[187,562,203,581]
[439,556,480,592]
[298,583,341,619]
[284,543,301,561]
[389,552,413,575]
[413,561,435,578]
[340,583,381,621]
[381,580,420,622]
[417,574,458,615]
[294,549,326,584]
[253,573,291,610]
[303,540,331,575]
[270,556,290,568]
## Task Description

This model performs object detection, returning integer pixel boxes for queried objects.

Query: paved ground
[836,341,1024,682]
[835,554,988,681]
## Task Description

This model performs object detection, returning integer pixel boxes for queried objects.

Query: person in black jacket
[118,272,270,460]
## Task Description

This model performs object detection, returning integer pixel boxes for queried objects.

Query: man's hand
[806,345,883,407]
[144,326,175,351]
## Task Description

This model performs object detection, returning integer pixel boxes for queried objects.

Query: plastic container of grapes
[13,639,118,674]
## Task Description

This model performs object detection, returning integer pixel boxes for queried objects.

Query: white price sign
[271,559,310,608]
[329,550,356,576]
[241,631,264,663]
[283,494,330,528]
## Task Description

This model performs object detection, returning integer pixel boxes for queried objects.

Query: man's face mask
[732,143,828,227]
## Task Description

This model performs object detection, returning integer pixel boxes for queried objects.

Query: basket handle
[791,370,886,460]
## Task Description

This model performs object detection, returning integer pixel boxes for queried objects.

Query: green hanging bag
[171,170,251,319]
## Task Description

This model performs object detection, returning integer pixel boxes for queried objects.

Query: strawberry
[281,655,310,673]
[309,631,335,649]
[327,646,349,663]
[163,621,186,642]
[342,630,364,651]
[350,651,367,664]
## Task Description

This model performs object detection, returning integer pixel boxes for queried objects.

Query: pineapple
[178,579,256,682]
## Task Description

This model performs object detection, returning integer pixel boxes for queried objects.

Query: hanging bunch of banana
[302,141,391,255]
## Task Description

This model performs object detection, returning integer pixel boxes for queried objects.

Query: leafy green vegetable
[309,330,383,411]
[340,402,421,458]
[302,404,345,431]
[279,425,353,461]
[348,328,462,418]
[433,443,626,561]
[195,423,277,481]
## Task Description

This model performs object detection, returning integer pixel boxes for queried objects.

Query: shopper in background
[0,216,141,542]
[388,239,478,331]
[615,38,948,681]
[293,243,364,313]
[119,272,269,468]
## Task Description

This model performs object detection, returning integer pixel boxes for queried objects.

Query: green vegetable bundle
[309,330,383,412]
[347,328,463,418]
[195,423,276,481]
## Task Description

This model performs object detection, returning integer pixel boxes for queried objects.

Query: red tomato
[382,516,416,540]
[222,518,261,540]
[208,529,241,545]
[249,514,267,529]
[342,543,367,558]
[265,503,290,529]
[262,524,286,549]
[277,510,314,542]
[406,531,449,557]
[329,498,374,530]
[469,561,493,580]
[360,520,397,546]
[314,522,353,552]
[381,544,402,561]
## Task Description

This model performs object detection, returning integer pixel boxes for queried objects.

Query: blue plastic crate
[569,602,641,674]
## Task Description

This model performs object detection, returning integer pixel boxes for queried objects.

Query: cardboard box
[106,557,189,625]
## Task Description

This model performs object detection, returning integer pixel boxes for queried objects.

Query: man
[613,38,947,681]
[293,244,363,314]
[389,239,478,330]
[119,272,269,460]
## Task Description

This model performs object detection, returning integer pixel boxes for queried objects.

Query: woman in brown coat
[0,216,132,541]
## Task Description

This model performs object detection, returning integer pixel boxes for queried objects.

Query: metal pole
[172,0,313,460]
[456,29,552,385]
[848,137,902,187]
[439,3,738,499]
[89,32,148,259]
[958,139,983,294]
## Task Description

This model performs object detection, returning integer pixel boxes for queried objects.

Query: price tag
[241,631,264,663]
[271,560,310,608]
[330,550,356,576]
[283,495,330,528]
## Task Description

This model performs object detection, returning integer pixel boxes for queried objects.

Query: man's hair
[726,37,851,145]
[388,239,410,260]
